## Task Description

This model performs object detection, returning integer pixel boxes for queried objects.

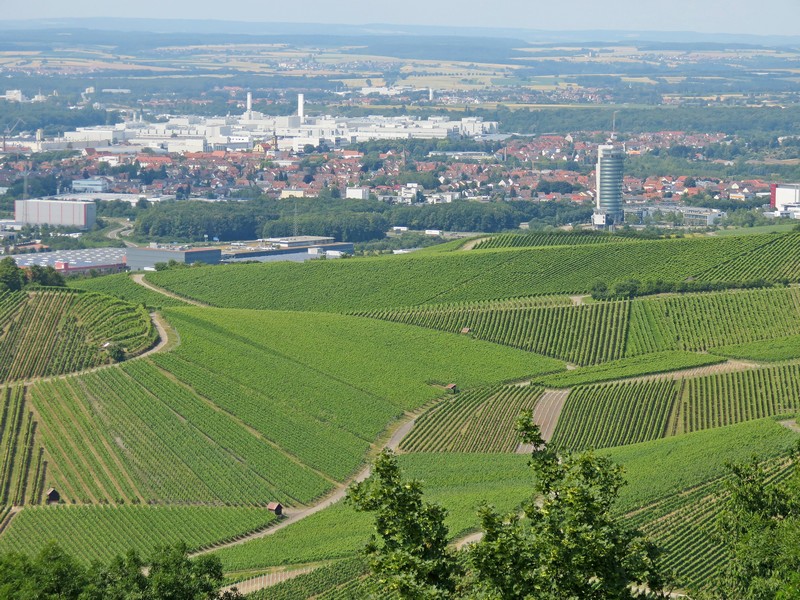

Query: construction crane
[2,118,26,153]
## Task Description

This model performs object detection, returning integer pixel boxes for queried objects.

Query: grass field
[70,274,187,309]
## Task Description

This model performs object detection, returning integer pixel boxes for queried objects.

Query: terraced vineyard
[0,386,44,506]
[472,231,626,250]
[400,385,544,452]
[550,379,679,451]
[678,364,800,433]
[359,300,630,365]
[625,287,800,355]
[0,505,278,564]
[0,289,156,382]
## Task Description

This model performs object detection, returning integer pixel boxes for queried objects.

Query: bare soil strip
[516,389,569,453]
[131,273,209,307]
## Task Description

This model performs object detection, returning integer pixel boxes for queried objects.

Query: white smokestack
[298,93,305,120]
[246,92,252,112]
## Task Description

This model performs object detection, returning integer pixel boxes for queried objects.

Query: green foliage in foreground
[0,505,277,565]
[69,273,187,309]
[533,351,725,388]
[0,542,240,600]
[711,334,800,362]
[349,423,667,600]
[699,455,800,600]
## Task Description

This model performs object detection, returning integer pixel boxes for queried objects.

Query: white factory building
[15,199,97,230]
[33,94,498,154]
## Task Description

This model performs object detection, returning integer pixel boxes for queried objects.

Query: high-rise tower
[592,144,624,228]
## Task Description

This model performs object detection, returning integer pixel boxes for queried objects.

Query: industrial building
[11,248,126,275]
[592,145,625,229]
[771,183,800,212]
[126,246,222,271]
[15,199,97,230]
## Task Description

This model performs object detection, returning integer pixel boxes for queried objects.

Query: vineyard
[358,300,629,365]
[0,386,44,506]
[696,232,800,282]
[0,505,277,564]
[678,364,800,433]
[625,287,800,355]
[0,289,156,382]
[711,334,800,362]
[400,385,544,452]
[472,231,628,250]
[70,273,187,309]
[145,233,791,312]
[550,379,679,451]
[3,230,800,596]
[533,351,725,388]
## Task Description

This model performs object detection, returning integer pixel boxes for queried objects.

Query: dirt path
[516,389,569,452]
[131,274,208,307]
[0,506,21,535]
[569,295,589,306]
[779,418,800,434]
[221,566,317,595]
[190,412,418,559]
[625,359,762,384]
[459,236,491,251]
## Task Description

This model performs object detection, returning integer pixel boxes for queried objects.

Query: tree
[468,411,666,600]
[350,417,667,600]
[703,448,800,600]
[0,257,25,292]
[347,449,461,599]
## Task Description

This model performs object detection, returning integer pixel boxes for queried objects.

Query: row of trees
[0,542,240,599]
[0,257,65,292]
[133,198,593,243]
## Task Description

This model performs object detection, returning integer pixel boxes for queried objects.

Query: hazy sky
[4,0,798,36]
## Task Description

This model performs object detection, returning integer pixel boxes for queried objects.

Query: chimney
[298,94,305,120]
[246,92,252,112]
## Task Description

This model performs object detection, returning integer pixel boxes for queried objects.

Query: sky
[3,0,798,37]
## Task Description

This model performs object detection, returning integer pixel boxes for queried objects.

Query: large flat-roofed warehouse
[12,248,126,275]
[126,246,222,271]
[15,199,97,230]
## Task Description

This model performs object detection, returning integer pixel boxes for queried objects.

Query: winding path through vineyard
[131,273,210,307]
[190,413,419,559]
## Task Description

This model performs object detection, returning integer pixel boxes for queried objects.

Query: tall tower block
[592,144,624,229]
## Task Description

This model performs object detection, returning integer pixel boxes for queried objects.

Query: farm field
[359,299,630,365]
[145,233,796,312]
[0,386,43,506]
[0,289,155,382]
[549,379,679,451]
[533,351,726,387]
[472,231,631,250]
[400,384,544,452]
[8,305,562,507]
[711,334,800,362]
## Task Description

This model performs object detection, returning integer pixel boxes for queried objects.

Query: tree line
[133,198,593,243]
